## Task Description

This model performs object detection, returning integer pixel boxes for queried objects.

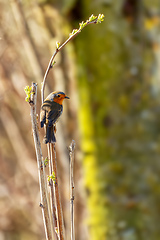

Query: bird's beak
[65,95,70,99]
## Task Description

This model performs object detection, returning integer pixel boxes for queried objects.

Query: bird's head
[48,91,70,105]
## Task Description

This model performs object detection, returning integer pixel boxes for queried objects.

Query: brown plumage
[40,91,69,144]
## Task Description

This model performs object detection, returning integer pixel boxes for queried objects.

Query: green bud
[56,41,60,49]
[48,172,56,183]
[44,157,49,166]
[89,14,96,22]
[24,85,33,102]
[97,14,105,24]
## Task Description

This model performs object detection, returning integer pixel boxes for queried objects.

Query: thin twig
[47,143,58,240]
[51,143,65,240]
[69,140,76,240]
[41,16,103,104]
[29,83,54,240]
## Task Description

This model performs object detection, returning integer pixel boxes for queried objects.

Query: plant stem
[41,17,100,104]
[69,140,75,240]
[48,143,58,240]
[51,143,65,240]
[29,83,54,240]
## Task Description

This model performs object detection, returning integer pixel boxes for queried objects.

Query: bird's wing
[40,109,46,128]
[40,100,51,127]
[47,105,63,126]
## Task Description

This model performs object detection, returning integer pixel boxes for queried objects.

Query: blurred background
[0,0,160,240]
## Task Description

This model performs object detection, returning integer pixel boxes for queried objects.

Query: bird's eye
[57,94,60,98]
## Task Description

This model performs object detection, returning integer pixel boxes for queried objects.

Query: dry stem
[69,140,76,240]
[29,83,54,240]
[47,143,58,240]
[51,143,65,240]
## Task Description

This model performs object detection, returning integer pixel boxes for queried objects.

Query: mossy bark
[75,1,160,240]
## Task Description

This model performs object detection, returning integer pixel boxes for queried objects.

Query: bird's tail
[44,125,56,144]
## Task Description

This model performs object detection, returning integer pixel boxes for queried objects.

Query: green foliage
[51,61,56,67]
[79,21,86,30]
[56,41,60,49]
[88,14,97,22]
[69,28,79,36]
[44,157,49,166]
[24,85,33,102]
[69,13,104,37]
[96,14,104,24]
[48,172,56,183]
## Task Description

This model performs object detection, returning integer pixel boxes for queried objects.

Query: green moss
[75,1,160,240]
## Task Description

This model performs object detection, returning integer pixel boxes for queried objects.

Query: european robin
[40,91,70,144]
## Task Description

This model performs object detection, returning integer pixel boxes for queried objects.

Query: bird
[40,91,70,144]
